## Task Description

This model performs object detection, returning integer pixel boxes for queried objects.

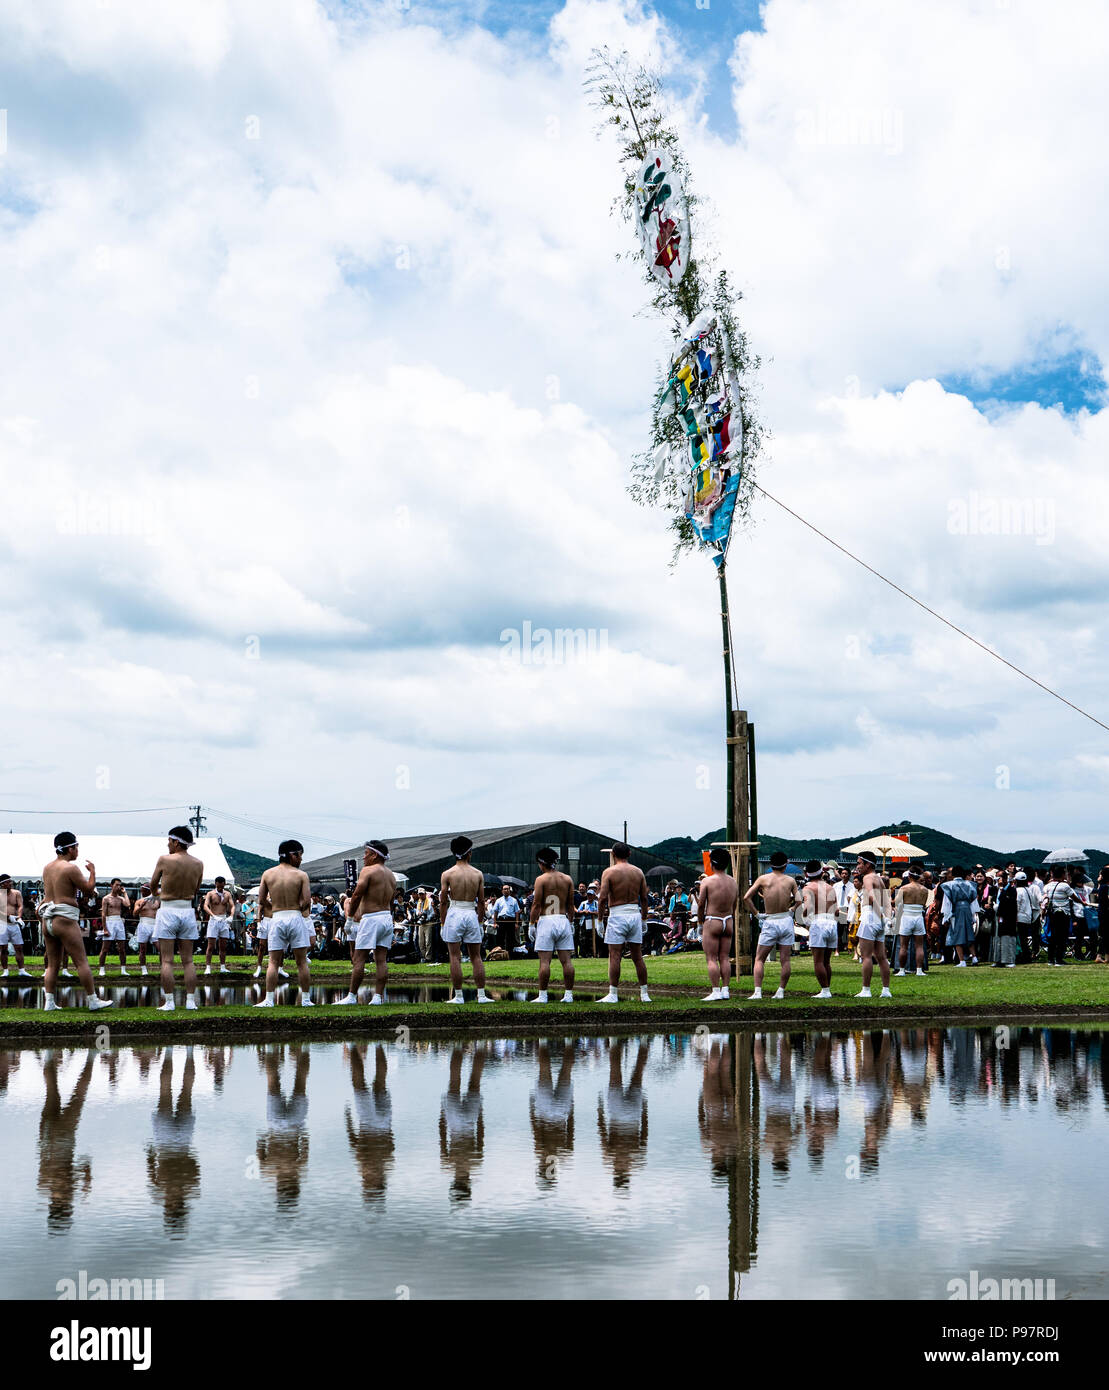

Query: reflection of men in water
[37,1050,96,1232]
[804,1033,840,1166]
[146,1048,200,1233]
[529,848,576,1004]
[439,1045,486,1202]
[204,1044,232,1094]
[257,1045,311,1210]
[697,1039,738,1179]
[698,849,738,1001]
[894,1029,930,1123]
[0,1048,21,1097]
[530,1042,575,1188]
[597,1039,649,1189]
[755,1034,799,1173]
[857,1032,893,1172]
[345,1044,395,1205]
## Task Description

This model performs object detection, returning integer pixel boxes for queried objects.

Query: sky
[1,0,1108,861]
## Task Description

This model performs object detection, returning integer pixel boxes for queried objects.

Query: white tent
[0,834,235,886]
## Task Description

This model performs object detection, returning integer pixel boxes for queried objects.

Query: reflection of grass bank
[2,956,1108,1042]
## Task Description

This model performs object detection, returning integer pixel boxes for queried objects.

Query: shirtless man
[255,841,314,1008]
[202,876,234,975]
[802,860,839,999]
[698,848,738,1001]
[597,842,650,1004]
[855,852,893,998]
[742,851,800,1000]
[439,836,492,1004]
[894,865,929,977]
[150,826,205,1010]
[39,832,113,1011]
[0,874,31,978]
[132,884,159,976]
[333,841,397,1007]
[528,848,576,1004]
[98,878,131,977]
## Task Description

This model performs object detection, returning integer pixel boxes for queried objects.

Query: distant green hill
[220,843,276,881]
[646,822,1108,875]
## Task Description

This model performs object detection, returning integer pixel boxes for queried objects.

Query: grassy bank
[2,955,1108,1042]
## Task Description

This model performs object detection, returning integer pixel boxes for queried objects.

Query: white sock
[369,993,383,1006]
[640,986,651,1001]
[773,987,785,999]
[749,987,762,999]
[880,987,892,997]
[477,989,492,1002]
[561,990,573,1003]
[813,988,831,998]
[535,991,548,1003]
[88,996,113,1011]
[185,994,198,1010]
[301,993,314,1007]
[856,987,871,997]
[599,990,618,1002]
[703,988,722,1001]
[719,987,729,999]
[43,993,59,1011]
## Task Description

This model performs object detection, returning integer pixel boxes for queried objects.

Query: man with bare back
[202,875,234,975]
[743,851,800,1000]
[855,852,893,998]
[333,841,397,1007]
[440,835,492,1004]
[894,865,929,977]
[150,825,206,1011]
[698,848,738,1001]
[132,884,158,976]
[255,840,314,1008]
[0,874,31,978]
[528,848,576,1004]
[98,877,131,977]
[802,860,839,999]
[598,842,650,1004]
[39,832,113,1012]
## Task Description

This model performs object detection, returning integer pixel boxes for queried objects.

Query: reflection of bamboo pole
[728,1030,758,1298]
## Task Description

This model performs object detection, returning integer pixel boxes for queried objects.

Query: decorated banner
[634,147,690,286]
[656,307,745,555]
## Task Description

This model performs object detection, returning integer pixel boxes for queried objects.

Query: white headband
[366,845,389,862]
[168,833,190,847]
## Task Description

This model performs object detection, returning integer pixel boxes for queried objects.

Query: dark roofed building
[301,821,669,888]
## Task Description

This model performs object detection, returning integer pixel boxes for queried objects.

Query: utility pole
[189,804,207,840]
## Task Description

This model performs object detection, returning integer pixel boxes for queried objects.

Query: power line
[753,482,1109,736]
[0,805,190,815]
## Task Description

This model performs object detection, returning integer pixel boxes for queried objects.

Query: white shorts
[206,916,231,940]
[135,919,156,945]
[858,908,888,943]
[355,910,394,952]
[443,905,483,945]
[256,920,269,940]
[268,909,311,953]
[104,916,127,942]
[535,914,574,953]
[154,901,198,941]
[808,914,838,950]
[604,905,643,945]
[3,917,24,947]
[344,917,358,943]
[899,907,926,936]
[758,912,795,948]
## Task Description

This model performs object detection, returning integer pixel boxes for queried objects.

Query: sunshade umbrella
[499,875,528,889]
[842,835,928,873]
[483,872,503,889]
[646,865,678,879]
[1043,848,1088,864]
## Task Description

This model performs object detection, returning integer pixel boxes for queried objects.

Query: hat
[1014,872,1027,883]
